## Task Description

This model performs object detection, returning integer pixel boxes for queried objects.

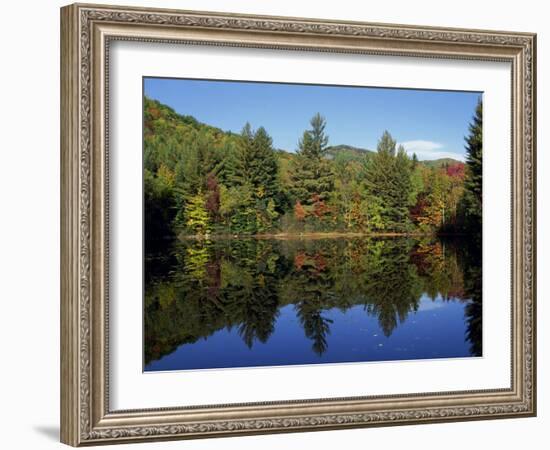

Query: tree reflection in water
[144,236,482,367]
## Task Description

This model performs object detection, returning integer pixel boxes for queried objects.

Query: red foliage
[294,251,327,274]
[410,194,429,224]
[446,162,465,179]
[447,287,466,299]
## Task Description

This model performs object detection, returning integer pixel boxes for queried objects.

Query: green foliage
[325,144,374,161]
[226,124,277,195]
[144,167,176,251]
[144,236,481,364]
[289,114,335,210]
[142,97,484,368]
[221,124,283,233]
[362,132,415,231]
[144,96,479,237]
[377,130,398,156]
[144,98,284,235]
[412,152,419,168]
[461,98,483,235]
[184,193,211,235]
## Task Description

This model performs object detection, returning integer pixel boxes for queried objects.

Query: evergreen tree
[395,145,415,220]
[224,124,282,232]
[303,113,329,158]
[227,124,280,200]
[144,95,474,238]
[461,98,483,233]
[144,168,176,250]
[377,130,397,156]
[289,114,334,206]
[225,123,255,187]
[251,127,280,200]
[363,131,414,231]
[412,152,419,168]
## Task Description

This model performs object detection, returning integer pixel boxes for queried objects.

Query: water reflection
[144,237,482,370]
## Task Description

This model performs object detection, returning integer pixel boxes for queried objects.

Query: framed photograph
[60,3,536,446]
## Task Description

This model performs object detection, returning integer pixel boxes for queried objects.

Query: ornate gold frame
[60,3,536,446]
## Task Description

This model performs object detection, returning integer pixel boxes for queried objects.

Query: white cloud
[398,140,465,162]
[416,296,446,312]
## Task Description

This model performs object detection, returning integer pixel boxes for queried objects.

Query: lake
[144,236,481,371]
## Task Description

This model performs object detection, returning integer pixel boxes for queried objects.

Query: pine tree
[225,123,255,187]
[224,124,282,232]
[304,113,329,159]
[176,128,224,195]
[250,127,280,200]
[227,124,280,200]
[394,145,415,223]
[462,98,483,233]
[363,131,413,231]
[377,130,397,156]
[289,114,334,206]
[412,152,419,168]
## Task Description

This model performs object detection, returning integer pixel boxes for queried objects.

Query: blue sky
[144,77,481,161]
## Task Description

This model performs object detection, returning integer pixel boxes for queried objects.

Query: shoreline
[178,231,441,241]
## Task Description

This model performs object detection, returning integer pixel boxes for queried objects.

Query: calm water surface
[144,236,481,371]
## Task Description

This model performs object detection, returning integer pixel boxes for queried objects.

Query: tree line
[144,96,482,238]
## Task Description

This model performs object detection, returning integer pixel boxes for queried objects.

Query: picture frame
[60,2,536,446]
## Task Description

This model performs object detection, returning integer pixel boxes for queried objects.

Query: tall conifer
[290,114,334,205]
[462,99,483,232]
[363,131,413,231]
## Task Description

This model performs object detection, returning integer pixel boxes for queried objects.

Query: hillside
[144,98,461,168]
[144,95,472,237]
[421,157,463,168]
[285,144,462,168]
[325,144,374,160]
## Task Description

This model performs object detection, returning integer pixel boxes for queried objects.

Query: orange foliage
[294,201,306,221]
[294,251,306,270]
[313,253,327,273]
[311,194,331,219]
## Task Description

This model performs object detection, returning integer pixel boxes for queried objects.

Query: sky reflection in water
[144,237,481,371]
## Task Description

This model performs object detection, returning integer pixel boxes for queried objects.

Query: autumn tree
[294,200,306,222]
[185,193,210,235]
[144,95,474,238]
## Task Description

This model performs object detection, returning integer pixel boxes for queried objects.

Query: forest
[143,96,482,241]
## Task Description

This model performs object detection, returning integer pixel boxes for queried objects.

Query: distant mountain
[421,157,464,168]
[325,144,374,160]
[326,145,463,168]
[278,144,463,168]
[144,98,463,171]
